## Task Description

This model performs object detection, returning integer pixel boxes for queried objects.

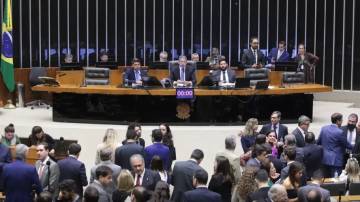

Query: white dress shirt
[220,70,229,83]
[134,169,146,186]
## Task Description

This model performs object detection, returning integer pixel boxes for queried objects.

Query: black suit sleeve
[191,68,197,85]
[241,51,252,69]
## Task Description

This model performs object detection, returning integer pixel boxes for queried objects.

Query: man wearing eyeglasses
[241,37,266,69]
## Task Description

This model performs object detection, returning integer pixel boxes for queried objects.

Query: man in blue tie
[124,58,148,86]
[170,55,197,86]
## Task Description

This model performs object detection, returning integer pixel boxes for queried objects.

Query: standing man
[317,113,353,177]
[130,154,161,191]
[57,143,88,197]
[292,115,311,147]
[211,59,236,84]
[171,149,204,202]
[170,55,197,86]
[260,111,289,141]
[341,113,360,166]
[89,166,113,202]
[241,37,266,69]
[2,144,42,202]
[35,142,60,194]
[115,129,144,170]
[267,41,290,65]
[144,129,171,170]
[123,58,148,86]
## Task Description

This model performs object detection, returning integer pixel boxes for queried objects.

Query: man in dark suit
[35,142,60,195]
[144,129,171,170]
[246,169,270,202]
[341,113,360,166]
[267,41,290,65]
[246,144,268,168]
[211,59,236,83]
[169,55,197,86]
[280,146,297,181]
[123,58,148,86]
[303,132,323,180]
[241,37,267,69]
[298,170,331,202]
[57,179,82,202]
[130,154,161,191]
[2,144,42,202]
[57,143,88,197]
[292,115,311,147]
[183,169,222,202]
[317,113,353,177]
[115,129,145,170]
[171,149,204,202]
[260,111,288,141]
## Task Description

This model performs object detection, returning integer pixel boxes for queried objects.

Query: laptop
[96,61,118,69]
[142,76,162,87]
[149,61,169,69]
[198,76,214,87]
[274,61,298,72]
[195,62,210,69]
[235,78,251,89]
[60,63,82,70]
[255,80,270,90]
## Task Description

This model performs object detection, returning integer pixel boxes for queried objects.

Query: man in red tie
[130,154,161,191]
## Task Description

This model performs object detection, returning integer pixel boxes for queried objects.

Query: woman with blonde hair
[339,157,360,183]
[95,128,120,164]
[112,169,134,202]
[240,118,259,153]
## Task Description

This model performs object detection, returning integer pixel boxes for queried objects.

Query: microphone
[46,161,52,193]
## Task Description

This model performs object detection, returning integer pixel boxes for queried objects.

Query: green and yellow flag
[1,0,15,92]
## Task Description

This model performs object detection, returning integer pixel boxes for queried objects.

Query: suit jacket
[303,143,323,179]
[298,184,331,202]
[341,125,360,153]
[89,180,112,202]
[317,124,353,167]
[211,69,237,83]
[240,135,256,153]
[0,143,12,189]
[133,169,161,191]
[90,160,121,194]
[183,187,222,202]
[241,49,266,69]
[267,48,290,63]
[260,123,289,141]
[246,187,270,202]
[246,158,261,168]
[115,142,144,170]
[170,64,197,85]
[35,158,60,194]
[294,53,319,83]
[171,160,203,202]
[123,68,148,85]
[2,160,42,202]
[215,149,242,184]
[292,127,306,147]
[57,156,88,196]
[144,142,171,170]
[208,174,232,202]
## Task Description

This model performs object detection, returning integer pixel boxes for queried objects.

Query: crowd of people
[0,111,360,202]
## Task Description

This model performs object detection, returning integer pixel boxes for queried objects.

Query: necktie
[273,124,278,139]
[136,174,141,186]
[38,163,45,179]
[253,50,258,64]
[222,71,226,82]
[180,67,185,81]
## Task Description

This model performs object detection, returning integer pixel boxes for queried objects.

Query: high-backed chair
[26,66,50,109]
[320,183,346,196]
[83,67,110,85]
[282,72,305,85]
[349,182,360,195]
[244,68,269,86]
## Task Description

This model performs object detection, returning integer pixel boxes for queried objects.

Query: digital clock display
[176,88,194,99]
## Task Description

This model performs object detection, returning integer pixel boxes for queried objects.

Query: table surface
[32,84,332,96]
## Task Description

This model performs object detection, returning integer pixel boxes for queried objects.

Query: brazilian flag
[1,0,14,92]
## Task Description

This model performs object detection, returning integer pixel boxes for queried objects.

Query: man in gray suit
[246,144,268,168]
[90,147,121,194]
[171,149,204,202]
[89,165,113,202]
[211,59,236,84]
[298,170,331,202]
[35,142,60,195]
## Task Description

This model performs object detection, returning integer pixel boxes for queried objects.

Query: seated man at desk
[169,55,197,87]
[211,59,236,85]
[124,58,148,86]
[241,37,266,69]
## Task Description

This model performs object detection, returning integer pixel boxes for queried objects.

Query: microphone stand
[46,161,52,193]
